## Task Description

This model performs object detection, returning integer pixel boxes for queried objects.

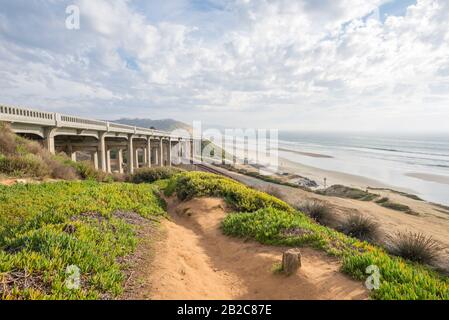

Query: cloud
[0,0,448,131]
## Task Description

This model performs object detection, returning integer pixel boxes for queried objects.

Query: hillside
[113,118,192,133]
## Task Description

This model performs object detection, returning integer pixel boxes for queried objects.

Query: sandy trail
[146,197,367,300]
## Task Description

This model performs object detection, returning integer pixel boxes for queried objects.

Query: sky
[0,0,448,132]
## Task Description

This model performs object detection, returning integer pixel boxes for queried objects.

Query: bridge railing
[59,114,107,131]
[0,104,192,140]
[0,105,56,126]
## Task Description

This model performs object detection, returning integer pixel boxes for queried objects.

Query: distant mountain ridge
[113,118,192,133]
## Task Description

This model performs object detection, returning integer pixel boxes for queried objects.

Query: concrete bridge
[0,104,195,173]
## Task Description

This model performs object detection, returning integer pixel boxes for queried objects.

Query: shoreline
[277,148,334,159]
[277,157,418,194]
[406,172,449,185]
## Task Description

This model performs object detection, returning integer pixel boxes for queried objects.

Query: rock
[282,248,302,276]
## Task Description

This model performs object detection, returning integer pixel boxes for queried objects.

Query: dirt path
[143,197,367,300]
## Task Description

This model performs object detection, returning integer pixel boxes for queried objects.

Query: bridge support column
[118,148,124,174]
[128,135,134,174]
[68,143,76,162]
[168,138,172,167]
[93,151,99,170]
[43,127,57,154]
[98,132,107,172]
[159,139,164,167]
[190,140,194,164]
[134,148,140,169]
[106,149,112,173]
[146,139,151,168]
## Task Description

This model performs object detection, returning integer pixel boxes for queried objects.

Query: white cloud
[0,0,448,131]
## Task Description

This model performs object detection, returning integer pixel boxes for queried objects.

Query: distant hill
[113,118,192,133]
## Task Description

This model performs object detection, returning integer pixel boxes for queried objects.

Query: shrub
[316,185,377,201]
[296,200,334,225]
[129,167,183,184]
[338,214,379,242]
[386,231,442,265]
[375,197,389,204]
[0,124,17,155]
[260,185,284,199]
[379,201,413,214]
[0,154,50,177]
[171,171,293,212]
[69,161,108,182]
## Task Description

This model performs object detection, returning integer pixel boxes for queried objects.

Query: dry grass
[338,213,380,243]
[296,200,334,225]
[260,185,284,199]
[0,122,90,180]
[386,231,442,265]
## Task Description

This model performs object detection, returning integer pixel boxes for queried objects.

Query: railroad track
[194,163,237,181]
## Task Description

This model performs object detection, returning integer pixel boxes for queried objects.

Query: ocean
[277,131,449,206]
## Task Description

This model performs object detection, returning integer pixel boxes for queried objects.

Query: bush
[379,201,413,214]
[386,231,442,265]
[0,154,50,177]
[171,171,293,212]
[0,123,17,155]
[316,185,377,201]
[296,200,334,225]
[260,185,284,199]
[338,214,379,242]
[129,167,183,184]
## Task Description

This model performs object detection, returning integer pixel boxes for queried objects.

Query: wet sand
[406,172,449,185]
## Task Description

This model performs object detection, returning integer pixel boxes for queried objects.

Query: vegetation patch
[128,167,184,184]
[214,163,313,191]
[378,201,415,215]
[368,187,424,201]
[338,214,380,243]
[169,171,293,212]
[0,123,117,182]
[295,200,334,226]
[166,171,449,300]
[374,196,415,214]
[386,232,442,265]
[0,181,166,299]
[316,185,378,201]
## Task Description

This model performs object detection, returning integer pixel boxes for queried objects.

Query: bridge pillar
[190,140,194,163]
[93,150,99,170]
[67,143,77,162]
[106,149,112,173]
[98,132,107,172]
[168,138,172,167]
[134,148,140,169]
[118,148,124,174]
[146,139,151,168]
[43,127,57,154]
[159,139,164,167]
[127,135,134,174]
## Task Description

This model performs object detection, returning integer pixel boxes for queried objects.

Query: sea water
[277,131,449,206]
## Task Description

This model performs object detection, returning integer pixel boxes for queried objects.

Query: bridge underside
[9,123,193,174]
